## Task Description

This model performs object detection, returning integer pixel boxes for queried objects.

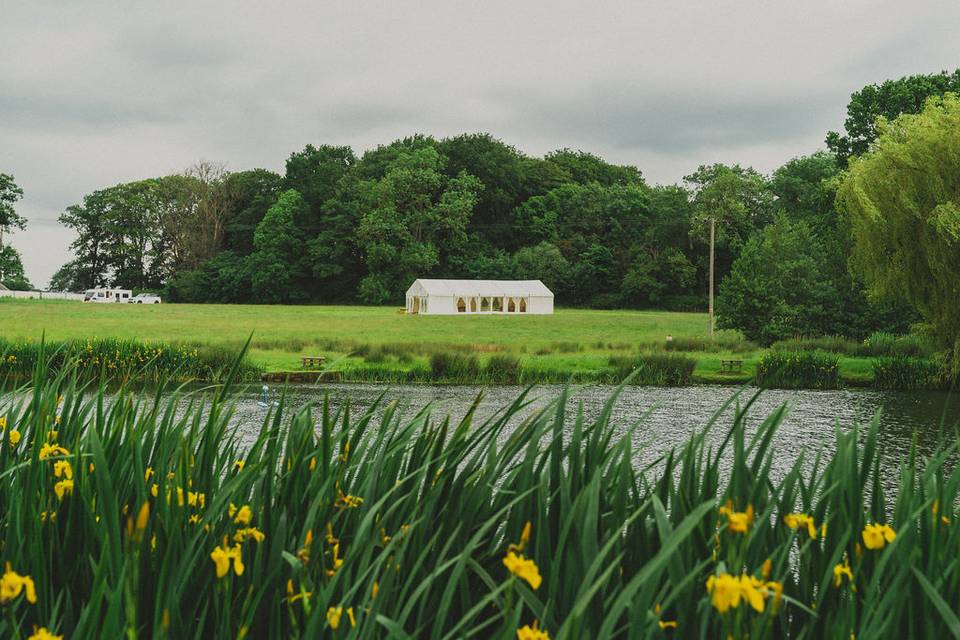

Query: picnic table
[300,355,326,369]
[720,359,743,373]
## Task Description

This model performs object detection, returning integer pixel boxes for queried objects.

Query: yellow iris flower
[517,619,550,639]
[784,512,818,539]
[53,479,73,500]
[719,502,754,534]
[706,572,782,614]
[862,523,896,550]
[833,558,854,587]
[210,541,245,578]
[503,551,542,590]
[229,503,253,525]
[0,563,37,605]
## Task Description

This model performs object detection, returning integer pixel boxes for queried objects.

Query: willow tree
[837,94,960,365]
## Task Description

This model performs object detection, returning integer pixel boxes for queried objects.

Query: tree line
[1,68,956,354]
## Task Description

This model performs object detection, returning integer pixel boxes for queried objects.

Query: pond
[229,382,960,484]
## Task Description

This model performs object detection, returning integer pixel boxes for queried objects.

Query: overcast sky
[2,0,958,287]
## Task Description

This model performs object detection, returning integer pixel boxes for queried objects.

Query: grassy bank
[0,299,907,388]
[1,358,959,638]
[0,337,262,384]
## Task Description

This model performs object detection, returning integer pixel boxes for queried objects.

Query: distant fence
[0,290,85,301]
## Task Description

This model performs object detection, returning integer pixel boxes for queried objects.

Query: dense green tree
[513,242,570,293]
[354,135,440,180]
[836,94,960,363]
[249,190,309,304]
[685,164,774,292]
[569,243,618,305]
[621,247,697,309]
[355,147,481,304]
[0,245,32,290]
[222,170,283,255]
[49,260,84,292]
[451,248,517,281]
[0,173,26,252]
[60,190,114,289]
[284,145,355,214]
[165,251,251,303]
[516,157,573,202]
[437,134,527,247]
[716,216,836,344]
[770,152,839,230]
[826,69,960,165]
[544,149,643,187]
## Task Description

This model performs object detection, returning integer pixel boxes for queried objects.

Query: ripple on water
[231,383,960,492]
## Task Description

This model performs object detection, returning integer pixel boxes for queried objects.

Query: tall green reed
[0,350,958,638]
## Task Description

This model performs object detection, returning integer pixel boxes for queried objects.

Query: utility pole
[708,217,715,337]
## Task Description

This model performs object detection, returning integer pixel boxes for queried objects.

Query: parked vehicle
[83,288,133,303]
[129,294,162,304]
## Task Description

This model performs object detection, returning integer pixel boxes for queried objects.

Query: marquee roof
[407,279,553,298]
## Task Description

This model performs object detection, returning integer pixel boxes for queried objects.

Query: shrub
[771,335,859,355]
[428,351,480,381]
[484,354,521,384]
[606,353,697,385]
[755,350,840,389]
[663,333,755,354]
[857,332,933,358]
[872,356,944,390]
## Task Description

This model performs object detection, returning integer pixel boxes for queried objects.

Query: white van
[83,288,133,303]
[129,294,161,304]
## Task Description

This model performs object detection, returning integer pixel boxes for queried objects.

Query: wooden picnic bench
[300,355,326,369]
[720,359,743,373]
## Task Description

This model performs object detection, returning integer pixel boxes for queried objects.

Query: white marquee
[405,279,554,315]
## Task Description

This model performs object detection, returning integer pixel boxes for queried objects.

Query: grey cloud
[0,89,180,131]
[497,85,840,156]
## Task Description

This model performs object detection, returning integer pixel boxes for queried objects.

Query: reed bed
[0,352,958,638]
[755,351,841,390]
[0,337,262,384]
[872,356,947,391]
[605,353,697,386]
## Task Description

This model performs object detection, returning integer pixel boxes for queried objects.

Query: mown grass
[1,353,960,638]
[0,300,939,389]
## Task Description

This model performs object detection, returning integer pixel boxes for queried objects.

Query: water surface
[230,383,960,485]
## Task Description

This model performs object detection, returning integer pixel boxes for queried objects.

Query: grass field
[0,299,879,385]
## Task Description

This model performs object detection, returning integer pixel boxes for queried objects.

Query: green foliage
[837,94,960,366]
[428,350,480,380]
[755,350,840,389]
[355,147,482,304]
[826,68,960,165]
[605,352,697,385]
[0,172,26,243]
[483,353,521,383]
[859,332,933,358]
[871,356,944,390]
[771,335,860,355]
[717,216,836,345]
[0,338,261,382]
[165,251,251,303]
[0,245,33,290]
[250,190,308,304]
[6,358,959,637]
[513,242,569,293]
